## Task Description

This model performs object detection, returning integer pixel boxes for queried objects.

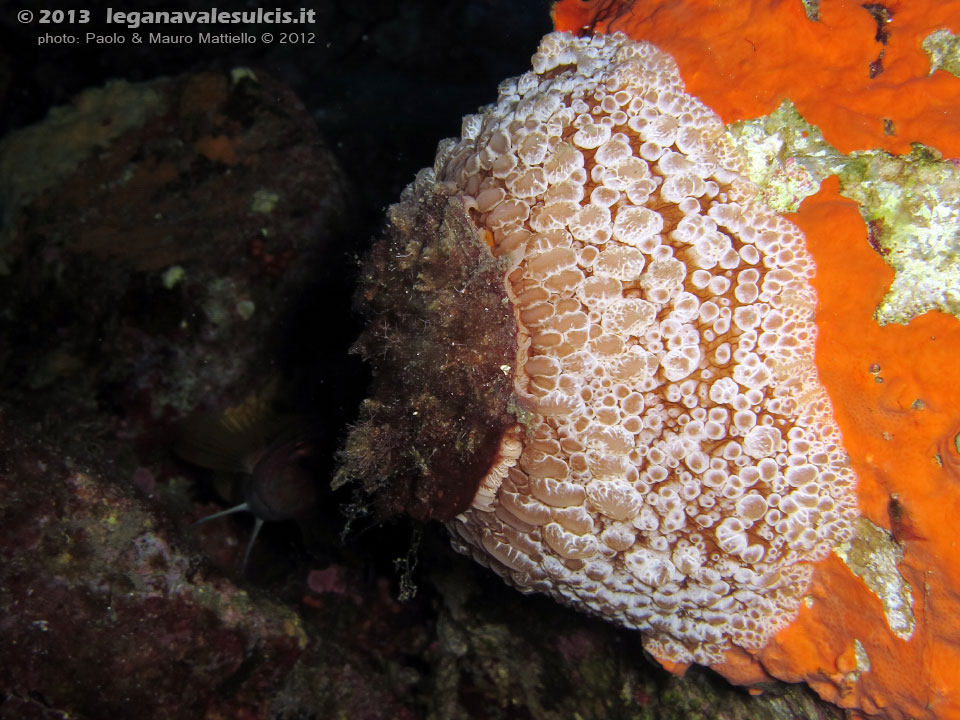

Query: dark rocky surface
[0,1,850,718]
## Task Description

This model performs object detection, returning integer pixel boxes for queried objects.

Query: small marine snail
[175,382,321,571]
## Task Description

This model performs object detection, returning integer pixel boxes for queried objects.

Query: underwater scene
[1,0,959,718]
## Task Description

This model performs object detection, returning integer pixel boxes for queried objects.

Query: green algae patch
[833,516,915,641]
[726,100,844,213]
[801,0,820,22]
[922,29,960,77]
[837,145,960,325]
[728,103,960,325]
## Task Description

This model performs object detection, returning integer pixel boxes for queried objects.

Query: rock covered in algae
[336,172,521,522]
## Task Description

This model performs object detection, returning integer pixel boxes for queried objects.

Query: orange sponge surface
[553,2,960,718]
[553,0,960,157]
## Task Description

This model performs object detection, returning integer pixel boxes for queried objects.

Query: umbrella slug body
[341,31,858,665]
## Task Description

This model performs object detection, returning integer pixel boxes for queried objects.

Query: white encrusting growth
[433,31,857,665]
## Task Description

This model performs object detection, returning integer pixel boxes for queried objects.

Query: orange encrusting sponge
[553,2,960,718]
[759,178,960,719]
[553,0,960,158]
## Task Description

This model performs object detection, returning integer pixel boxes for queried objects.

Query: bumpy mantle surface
[345,31,857,667]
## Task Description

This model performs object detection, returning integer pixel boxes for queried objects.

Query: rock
[0,68,349,448]
[0,413,306,719]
